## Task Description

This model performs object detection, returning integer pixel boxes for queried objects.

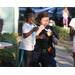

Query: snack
[47,29,51,36]
[47,32,51,36]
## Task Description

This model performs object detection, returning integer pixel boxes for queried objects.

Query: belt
[41,49,47,53]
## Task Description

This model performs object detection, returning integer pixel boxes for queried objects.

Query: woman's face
[40,17,49,27]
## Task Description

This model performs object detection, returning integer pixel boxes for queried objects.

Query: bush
[0,32,19,67]
[53,26,70,41]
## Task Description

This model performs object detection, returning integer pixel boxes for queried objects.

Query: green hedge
[0,32,19,67]
[53,26,70,41]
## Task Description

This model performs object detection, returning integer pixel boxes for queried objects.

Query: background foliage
[53,26,70,41]
[0,32,19,67]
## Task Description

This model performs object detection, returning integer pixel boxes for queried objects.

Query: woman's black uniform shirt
[36,25,58,49]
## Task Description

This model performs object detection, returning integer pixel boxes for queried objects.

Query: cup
[47,31,51,36]
[47,29,51,36]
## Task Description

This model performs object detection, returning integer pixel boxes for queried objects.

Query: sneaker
[64,25,66,28]
[66,27,68,29]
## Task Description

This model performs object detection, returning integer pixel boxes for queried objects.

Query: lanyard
[18,49,24,67]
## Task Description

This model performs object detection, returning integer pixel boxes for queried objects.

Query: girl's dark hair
[24,7,35,18]
[71,12,75,18]
[36,12,49,25]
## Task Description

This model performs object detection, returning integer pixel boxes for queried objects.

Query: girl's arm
[67,11,69,15]
[61,10,63,13]
[70,26,75,36]
[36,34,45,39]
[23,27,38,38]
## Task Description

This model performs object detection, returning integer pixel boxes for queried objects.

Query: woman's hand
[47,29,53,36]
[50,30,53,36]
[36,25,45,36]
[39,25,45,32]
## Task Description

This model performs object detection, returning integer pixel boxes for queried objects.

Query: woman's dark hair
[36,12,49,25]
[24,7,35,18]
[71,12,75,18]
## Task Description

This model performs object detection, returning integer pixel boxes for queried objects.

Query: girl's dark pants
[19,49,33,67]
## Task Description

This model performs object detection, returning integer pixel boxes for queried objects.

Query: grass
[53,26,73,57]
[53,26,70,41]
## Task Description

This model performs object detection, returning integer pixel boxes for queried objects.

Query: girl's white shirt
[63,10,69,19]
[19,23,36,51]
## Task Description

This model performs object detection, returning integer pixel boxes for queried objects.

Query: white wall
[14,7,19,34]
[0,7,19,34]
[0,7,14,33]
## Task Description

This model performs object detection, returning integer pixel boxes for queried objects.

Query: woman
[69,12,75,67]
[61,7,69,29]
[34,12,58,67]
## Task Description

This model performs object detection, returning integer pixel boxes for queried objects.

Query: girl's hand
[40,34,46,39]
[33,27,39,31]
[36,34,46,39]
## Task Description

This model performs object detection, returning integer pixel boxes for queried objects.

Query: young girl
[19,8,44,67]
[69,12,75,67]
[61,7,69,29]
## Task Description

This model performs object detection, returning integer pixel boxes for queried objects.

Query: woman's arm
[51,27,58,45]
[36,25,45,36]
[52,35,58,45]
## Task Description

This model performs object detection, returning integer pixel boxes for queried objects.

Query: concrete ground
[55,41,74,67]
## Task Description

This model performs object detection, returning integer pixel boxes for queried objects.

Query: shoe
[66,27,68,29]
[64,25,66,28]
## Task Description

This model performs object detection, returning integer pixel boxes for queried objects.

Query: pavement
[17,36,74,67]
[55,41,74,67]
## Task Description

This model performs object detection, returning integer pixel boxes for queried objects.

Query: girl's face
[40,17,49,27]
[64,7,67,10]
[26,13,34,24]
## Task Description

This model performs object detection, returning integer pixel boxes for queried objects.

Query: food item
[47,32,51,36]
[47,29,51,36]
